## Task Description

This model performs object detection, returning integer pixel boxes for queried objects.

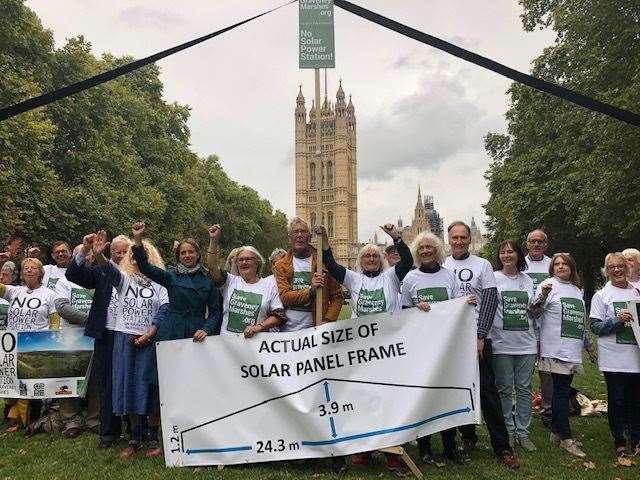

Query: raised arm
[131,222,172,287]
[315,225,346,284]
[66,234,101,289]
[378,223,412,281]
[92,230,123,288]
[206,224,226,286]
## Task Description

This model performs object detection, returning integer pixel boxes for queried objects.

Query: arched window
[327,161,333,187]
[310,212,316,227]
[328,211,334,237]
[309,163,316,188]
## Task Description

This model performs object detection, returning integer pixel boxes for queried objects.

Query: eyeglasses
[236,257,255,263]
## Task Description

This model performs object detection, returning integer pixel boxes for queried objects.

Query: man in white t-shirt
[524,229,554,422]
[272,217,346,473]
[273,217,344,331]
[444,221,518,469]
[42,241,72,290]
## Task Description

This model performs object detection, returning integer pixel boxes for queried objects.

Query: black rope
[334,0,640,128]
[0,0,297,122]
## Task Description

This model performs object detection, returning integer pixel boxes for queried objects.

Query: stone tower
[295,80,358,268]
[401,185,432,246]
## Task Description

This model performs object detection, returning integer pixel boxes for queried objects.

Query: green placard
[526,272,548,291]
[613,301,637,345]
[227,289,263,333]
[356,288,386,316]
[416,287,449,303]
[560,297,585,339]
[70,288,94,314]
[502,291,529,331]
[299,0,335,68]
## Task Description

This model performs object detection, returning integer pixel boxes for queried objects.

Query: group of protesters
[1,218,639,473]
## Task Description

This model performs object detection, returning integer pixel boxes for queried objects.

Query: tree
[483,0,640,299]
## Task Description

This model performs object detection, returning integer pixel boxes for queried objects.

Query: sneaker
[498,450,520,469]
[559,439,586,458]
[146,439,163,458]
[119,441,140,459]
[517,436,537,452]
[616,446,627,457]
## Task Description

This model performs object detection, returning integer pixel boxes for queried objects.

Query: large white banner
[158,297,480,467]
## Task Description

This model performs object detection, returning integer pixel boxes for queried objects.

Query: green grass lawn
[2,358,636,480]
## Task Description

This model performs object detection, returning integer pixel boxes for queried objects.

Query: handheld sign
[299,0,335,68]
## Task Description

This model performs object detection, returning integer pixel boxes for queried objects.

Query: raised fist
[208,224,221,242]
[381,223,400,240]
[132,222,145,240]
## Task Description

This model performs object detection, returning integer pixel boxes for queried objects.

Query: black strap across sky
[1,0,638,128]
[0,0,296,122]
[334,0,640,128]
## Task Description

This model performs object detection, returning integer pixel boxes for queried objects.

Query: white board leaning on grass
[157,297,480,467]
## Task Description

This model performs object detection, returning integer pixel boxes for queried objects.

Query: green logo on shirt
[291,271,312,312]
[47,277,59,290]
[527,272,548,291]
[502,291,530,331]
[416,287,449,303]
[613,301,637,345]
[0,304,7,329]
[560,297,585,339]
[227,289,263,333]
[70,288,94,314]
[356,288,386,316]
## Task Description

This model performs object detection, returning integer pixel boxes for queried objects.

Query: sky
[18,328,94,352]
[25,0,555,243]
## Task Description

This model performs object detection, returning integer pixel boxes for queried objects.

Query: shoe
[498,450,520,469]
[145,440,163,458]
[98,439,116,449]
[559,439,586,458]
[616,446,627,457]
[120,441,140,459]
[517,436,537,452]
[418,447,435,465]
[331,456,348,474]
[461,438,476,453]
[350,452,372,465]
[384,453,402,472]
[444,449,464,465]
[65,427,82,439]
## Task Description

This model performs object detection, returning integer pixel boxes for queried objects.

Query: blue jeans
[492,354,536,438]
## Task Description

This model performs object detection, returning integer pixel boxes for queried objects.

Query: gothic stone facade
[295,82,358,268]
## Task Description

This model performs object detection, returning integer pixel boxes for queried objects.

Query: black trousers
[550,373,573,440]
[604,372,640,448]
[94,330,122,441]
[417,428,457,454]
[460,339,512,454]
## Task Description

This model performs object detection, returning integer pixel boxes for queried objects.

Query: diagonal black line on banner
[334,0,640,128]
[0,0,297,122]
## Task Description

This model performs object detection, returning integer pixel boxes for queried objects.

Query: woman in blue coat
[131,222,221,378]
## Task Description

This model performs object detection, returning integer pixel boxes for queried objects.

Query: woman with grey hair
[207,225,285,337]
[401,231,475,466]
[622,248,640,289]
[590,252,640,457]
[315,224,413,319]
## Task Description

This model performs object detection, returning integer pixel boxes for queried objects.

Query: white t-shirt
[220,274,283,335]
[537,277,585,364]
[525,255,551,292]
[281,256,313,332]
[2,285,57,331]
[630,279,640,290]
[54,276,94,328]
[106,288,118,331]
[590,282,640,373]
[491,271,537,355]
[444,254,496,324]
[43,264,67,291]
[401,267,460,307]
[0,297,9,330]
[115,275,169,335]
[343,268,401,318]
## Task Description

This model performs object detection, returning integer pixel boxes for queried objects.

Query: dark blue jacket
[133,245,221,341]
[65,255,119,340]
